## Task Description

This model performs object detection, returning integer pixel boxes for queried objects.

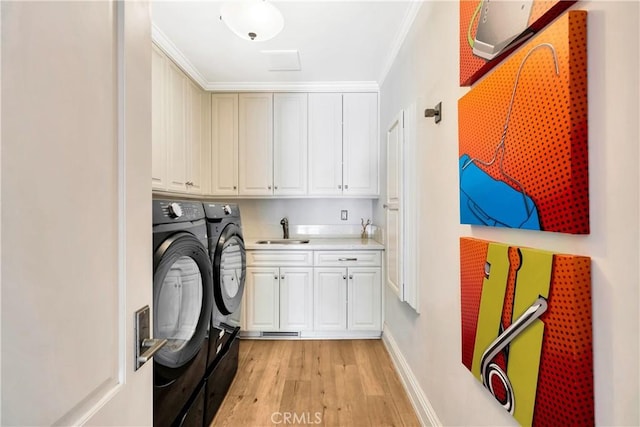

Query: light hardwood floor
[211,339,420,427]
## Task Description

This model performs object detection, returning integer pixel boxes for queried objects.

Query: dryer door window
[153,232,212,374]
[213,225,246,315]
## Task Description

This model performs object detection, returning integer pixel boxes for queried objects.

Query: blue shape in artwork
[459,154,541,230]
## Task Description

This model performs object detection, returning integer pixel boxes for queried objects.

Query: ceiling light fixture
[220,0,284,42]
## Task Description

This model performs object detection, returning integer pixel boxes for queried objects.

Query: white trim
[382,324,442,427]
[152,23,208,89]
[378,1,423,86]
[206,81,379,93]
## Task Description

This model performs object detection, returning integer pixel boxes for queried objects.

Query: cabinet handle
[338,185,342,189]
[344,184,349,190]
[275,186,278,190]
[349,275,353,280]
[281,275,285,280]
[338,258,358,261]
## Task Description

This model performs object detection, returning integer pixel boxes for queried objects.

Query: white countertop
[245,237,384,251]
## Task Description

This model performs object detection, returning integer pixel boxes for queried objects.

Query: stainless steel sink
[255,239,310,245]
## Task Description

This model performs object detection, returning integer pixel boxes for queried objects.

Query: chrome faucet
[280,217,289,239]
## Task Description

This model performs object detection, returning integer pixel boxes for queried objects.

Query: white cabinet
[151,44,167,190]
[152,43,207,194]
[308,93,379,196]
[211,93,239,195]
[244,252,313,332]
[239,93,273,195]
[308,93,343,195]
[273,93,308,195]
[313,266,381,332]
[166,60,187,192]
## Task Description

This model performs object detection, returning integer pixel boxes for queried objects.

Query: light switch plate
[341,210,348,220]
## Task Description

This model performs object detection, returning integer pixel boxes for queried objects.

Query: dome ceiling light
[220,0,285,42]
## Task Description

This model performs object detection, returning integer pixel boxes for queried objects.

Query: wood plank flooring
[211,339,420,427]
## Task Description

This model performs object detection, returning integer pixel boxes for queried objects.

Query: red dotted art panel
[460,237,593,427]
[460,0,576,86]
[459,11,589,234]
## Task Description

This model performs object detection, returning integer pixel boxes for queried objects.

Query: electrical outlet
[341,210,348,221]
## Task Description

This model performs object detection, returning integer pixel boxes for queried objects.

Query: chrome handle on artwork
[480,296,548,414]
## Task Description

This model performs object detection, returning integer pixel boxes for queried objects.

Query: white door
[273,93,308,196]
[348,268,382,330]
[279,267,313,331]
[245,267,280,331]
[1,1,153,425]
[211,93,239,195]
[343,93,379,196]
[308,93,343,195]
[386,111,404,299]
[239,93,273,195]
[313,268,347,330]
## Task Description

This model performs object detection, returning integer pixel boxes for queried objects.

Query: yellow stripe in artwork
[471,242,510,380]
[508,248,553,427]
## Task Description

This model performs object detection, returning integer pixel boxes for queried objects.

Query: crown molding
[378,1,424,87]
[152,24,208,89]
[205,81,379,93]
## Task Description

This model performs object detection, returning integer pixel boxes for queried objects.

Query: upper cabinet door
[211,93,239,195]
[308,93,343,196]
[186,79,202,194]
[151,44,167,190]
[166,60,187,192]
[343,93,378,196]
[239,93,273,195]
[273,93,308,196]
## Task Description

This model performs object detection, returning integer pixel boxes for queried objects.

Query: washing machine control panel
[167,202,183,219]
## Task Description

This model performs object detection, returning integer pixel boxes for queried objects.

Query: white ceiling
[151,1,422,91]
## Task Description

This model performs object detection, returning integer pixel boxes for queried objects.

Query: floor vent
[261,331,299,338]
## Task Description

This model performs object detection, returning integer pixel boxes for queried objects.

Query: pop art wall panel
[458,11,588,234]
[460,0,576,86]
[460,237,593,427]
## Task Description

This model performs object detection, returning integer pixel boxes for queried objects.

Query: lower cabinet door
[245,267,279,331]
[313,268,347,330]
[347,267,382,330]
[279,267,313,331]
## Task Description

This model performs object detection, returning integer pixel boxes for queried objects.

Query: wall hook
[424,101,442,124]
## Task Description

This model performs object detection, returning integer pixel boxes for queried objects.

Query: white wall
[224,198,374,237]
[376,1,639,426]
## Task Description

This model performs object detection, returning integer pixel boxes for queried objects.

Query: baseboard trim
[382,324,442,427]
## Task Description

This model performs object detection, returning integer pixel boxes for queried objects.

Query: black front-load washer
[202,202,246,425]
[152,200,213,427]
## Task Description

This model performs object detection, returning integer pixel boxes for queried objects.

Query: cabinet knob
[338,185,342,189]
[275,186,278,190]
[343,275,347,280]
[349,275,353,280]
[344,184,349,190]
[281,275,285,280]
[274,276,278,280]
[268,185,272,190]
[233,186,237,190]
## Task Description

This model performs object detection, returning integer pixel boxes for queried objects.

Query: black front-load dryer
[152,200,213,427]
[202,202,245,425]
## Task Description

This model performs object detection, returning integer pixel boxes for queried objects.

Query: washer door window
[213,224,246,315]
[153,232,212,378]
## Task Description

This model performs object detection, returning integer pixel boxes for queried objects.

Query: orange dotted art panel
[458,11,588,234]
[460,0,576,86]
[460,237,593,427]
